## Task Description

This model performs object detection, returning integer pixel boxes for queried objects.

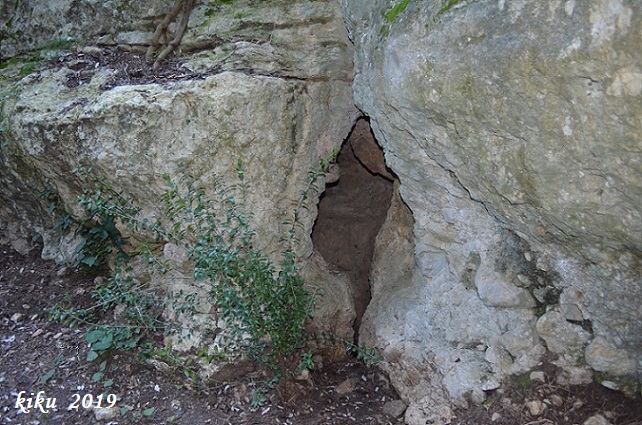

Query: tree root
[145,0,195,69]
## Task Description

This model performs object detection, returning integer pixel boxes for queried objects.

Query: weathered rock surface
[536,309,591,359]
[382,399,407,418]
[0,0,358,344]
[345,0,642,422]
[0,0,174,59]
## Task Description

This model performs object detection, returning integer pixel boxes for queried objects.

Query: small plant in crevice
[319,332,383,368]
[39,184,62,213]
[384,0,411,23]
[439,0,464,14]
[72,166,145,270]
[294,350,315,376]
[39,169,142,272]
[346,340,383,367]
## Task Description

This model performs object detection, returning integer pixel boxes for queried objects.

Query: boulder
[0,0,358,346]
[345,0,642,421]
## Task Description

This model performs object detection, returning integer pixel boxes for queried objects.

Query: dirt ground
[2,244,642,425]
[0,243,408,425]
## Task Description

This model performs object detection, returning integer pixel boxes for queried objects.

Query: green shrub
[52,154,338,384]
[158,167,312,366]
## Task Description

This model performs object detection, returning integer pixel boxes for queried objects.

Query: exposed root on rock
[145,0,195,69]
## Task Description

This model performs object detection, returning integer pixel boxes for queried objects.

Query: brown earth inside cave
[312,118,395,339]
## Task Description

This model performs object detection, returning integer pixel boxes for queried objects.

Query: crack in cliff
[415,133,496,220]
[312,118,394,340]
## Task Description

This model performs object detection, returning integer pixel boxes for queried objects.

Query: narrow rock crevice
[312,118,395,340]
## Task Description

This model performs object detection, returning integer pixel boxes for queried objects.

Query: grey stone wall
[344,0,642,423]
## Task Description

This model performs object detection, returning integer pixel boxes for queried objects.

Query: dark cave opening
[312,118,395,340]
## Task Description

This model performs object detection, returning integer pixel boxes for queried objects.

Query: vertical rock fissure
[312,118,395,340]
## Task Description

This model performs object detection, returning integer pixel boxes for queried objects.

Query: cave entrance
[312,118,395,340]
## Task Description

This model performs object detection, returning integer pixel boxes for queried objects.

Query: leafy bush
[52,156,338,381]
[158,167,312,367]
[51,264,165,364]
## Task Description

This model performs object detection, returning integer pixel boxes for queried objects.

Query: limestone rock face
[0,0,358,340]
[0,0,175,58]
[345,0,642,421]
[2,0,356,83]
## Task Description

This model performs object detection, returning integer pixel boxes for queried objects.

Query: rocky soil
[1,244,641,425]
[0,243,405,425]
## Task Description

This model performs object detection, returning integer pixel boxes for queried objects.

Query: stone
[585,337,636,376]
[405,401,453,425]
[348,0,642,261]
[599,380,620,391]
[555,365,594,386]
[470,387,486,405]
[335,378,357,395]
[495,323,546,375]
[294,369,310,381]
[358,183,415,343]
[301,253,356,340]
[94,406,118,421]
[78,46,103,56]
[382,399,406,418]
[529,371,545,383]
[344,0,642,420]
[312,354,324,371]
[40,230,84,265]
[475,264,536,308]
[325,164,340,185]
[559,289,588,322]
[56,267,70,277]
[526,400,546,416]
[113,304,127,323]
[163,243,191,273]
[1,0,358,356]
[9,238,30,255]
[549,394,564,407]
[536,310,591,358]
[1,0,174,58]
[583,414,612,425]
